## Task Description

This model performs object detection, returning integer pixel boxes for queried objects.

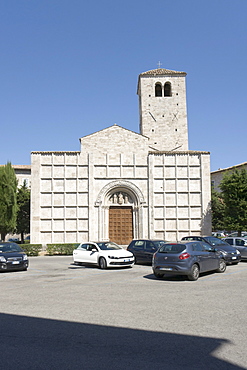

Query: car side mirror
[91,247,97,252]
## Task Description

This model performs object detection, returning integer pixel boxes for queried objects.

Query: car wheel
[99,257,107,269]
[154,271,164,278]
[216,259,226,273]
[188,264,199,281]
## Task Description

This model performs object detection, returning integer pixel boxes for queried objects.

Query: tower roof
[139,68,187,77]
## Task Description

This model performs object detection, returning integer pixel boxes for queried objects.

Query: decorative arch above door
[95,180,146,244]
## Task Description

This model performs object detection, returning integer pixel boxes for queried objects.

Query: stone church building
[31,68,211,245]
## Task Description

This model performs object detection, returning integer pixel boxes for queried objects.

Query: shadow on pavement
[0,312,244,370]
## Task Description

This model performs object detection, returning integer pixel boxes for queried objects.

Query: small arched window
[155,83,162,97]
[164,82,172,97]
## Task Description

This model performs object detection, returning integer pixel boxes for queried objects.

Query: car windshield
[0,243,23,253]
[96,242,122,250]
[204,237,229,246]
[158,244,186,254]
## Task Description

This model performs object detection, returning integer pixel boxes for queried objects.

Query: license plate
[160,267,172,271]
[232,256,237,259]
[12,261,20,265]
[124,259,130,262]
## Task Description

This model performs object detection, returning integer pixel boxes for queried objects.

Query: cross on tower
[157,61,162,69]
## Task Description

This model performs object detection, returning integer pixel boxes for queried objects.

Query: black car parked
[152,241,226,281]
[0,242,29,272]
[181,236,241,264]
[127,239,167,264]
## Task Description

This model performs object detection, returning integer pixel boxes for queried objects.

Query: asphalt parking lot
[1,256,247,370]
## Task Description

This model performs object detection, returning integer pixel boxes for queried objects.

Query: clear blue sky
[1,0,246,172]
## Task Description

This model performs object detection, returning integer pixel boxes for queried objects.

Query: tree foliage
[211,185,225,231]
[220,169,247,234]
[16,181,30,243]
[0,162,18,240]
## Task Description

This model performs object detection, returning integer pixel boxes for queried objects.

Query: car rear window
[158,244,186,254]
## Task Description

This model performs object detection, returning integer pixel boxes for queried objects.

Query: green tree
[211,185,225,231]
[220,169,247,235]
[16,181,30,243]
[0,162,18,241]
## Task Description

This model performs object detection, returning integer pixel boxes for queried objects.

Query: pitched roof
[139,68,186,77]
[211,161,247,174]
[79,124,148,141]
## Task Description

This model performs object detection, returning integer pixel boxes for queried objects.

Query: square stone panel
[154,179,164,191]
[154,193,164,206]
[65,193,77,206]
[41,180,52,192]
[190,193,201,206]
[54,193,64,206]
[94,166,107,178]
[165,166,176,178]
[78,207,88,218]
[165,193,176,206]
[41,193,52,206]
[65,232,77,243]
[40,219,52,231]
[165,207,176,218]
[78,193,88,206]
[154,166,164,178]
[65,207,77,218]
[65,179,77,192]
[108,166,121,178]
[41,165,52,178]
[41,207,52,218]
[53,219,64,231]
[53,179,65,192]
[177,179,188,192]
[41,232,52,244]
[177,193,189,206]
[65,219,77,230]
[53,207,65,218]
[177,166,188,178]
[65,166,77,178]
[53,166,65,178]
[78,166,89,178]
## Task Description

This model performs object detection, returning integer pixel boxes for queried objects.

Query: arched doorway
[95,180,146,245]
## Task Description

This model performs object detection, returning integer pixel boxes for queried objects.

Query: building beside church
[31,68,211,245]
[211,162,247,192]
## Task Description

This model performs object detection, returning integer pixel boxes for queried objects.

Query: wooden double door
[109,206,133,245]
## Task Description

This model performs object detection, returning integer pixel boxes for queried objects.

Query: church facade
[31,68,211,245]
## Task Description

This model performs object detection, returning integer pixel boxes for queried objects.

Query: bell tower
[137,68,189,151]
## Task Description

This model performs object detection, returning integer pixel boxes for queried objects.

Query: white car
[73,241,135,269]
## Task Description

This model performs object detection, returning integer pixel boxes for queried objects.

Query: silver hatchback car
[152,241,226,281]
[223,237,247,260]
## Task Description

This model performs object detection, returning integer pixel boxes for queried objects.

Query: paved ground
[1,256,247,369]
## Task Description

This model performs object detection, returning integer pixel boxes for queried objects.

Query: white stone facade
[31,68,211,244]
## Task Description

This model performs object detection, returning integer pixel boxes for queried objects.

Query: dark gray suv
[152,241,226,281]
